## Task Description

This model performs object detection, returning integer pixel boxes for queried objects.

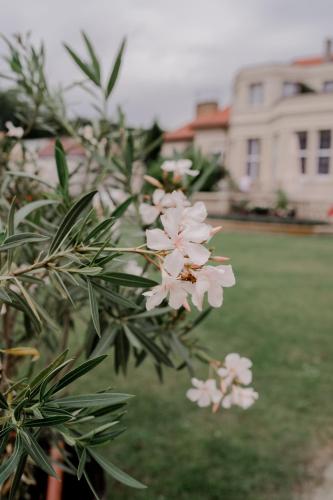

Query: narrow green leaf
[127,306,171,319]
[131,328,173,367]
[63,43,100,86]
[0,393,8,410]
[55,138,69,198]
[88,449,146,489]
[46,355,106,397]
[77,447,86,480]
[52,392,133,408]
[49,191,97,254]
[83,218,114,243]
[111,195,133,219]
[81,31,101,85]
[21,431,57,477]
[0,435,22,485]
[0,232,50,251]
[100,272,157,288]
[8,453,27,500]
[123,325,142,350]
[6,197,15,269]
[29,350,69,393]
[38,359,73,400]
[91,281,139,310]
[14,200,59,228]
[87,279,101,337]
[106,38,126,98]
[22,415,72,428]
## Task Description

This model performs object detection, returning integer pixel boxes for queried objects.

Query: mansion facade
[162,40,333,221]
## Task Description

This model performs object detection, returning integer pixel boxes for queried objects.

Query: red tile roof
[39,138,86,157]
[164,106,230,143]
[293,56,331,66]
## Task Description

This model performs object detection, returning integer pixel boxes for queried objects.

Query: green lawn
[79,232,333,500]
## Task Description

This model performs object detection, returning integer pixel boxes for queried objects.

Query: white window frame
[283,81,298,97]
[246,139,260,178]
[323,81,333,93]
[248,83,263,105]
[317,130,331,175]
[296,131,307,175]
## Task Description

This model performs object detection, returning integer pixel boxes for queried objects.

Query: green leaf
[91,281,139,310]
[8,453,27,500]
[0,435,22,485]
[63,43,100,86]
[100,272,156,288]
[111,195,133,219]
[7,197,15,270]
[22,415,72,428]
[21,431,57,477]
[38,359,73,400]
[81,31,101,85]
[77,447,86,480]
[83,218,114,243]
[123,325,142,350]
[46,355,106,397]
[55,138,69,199]
[127,306,171,319]
[0,232,50,251]
[106,38,126,98]
[88,448,146,489]
[29,350,69,393]
[14,200,59,228]
[0,288,12,303]
[87,279,101,337]
[52,392,133,408]
[0,393,8,410]
[49,191,97,254]
[131,328,173,367]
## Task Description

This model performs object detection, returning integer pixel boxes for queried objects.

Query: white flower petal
[207,282,223,308]
[186,388,200,402]
[146,229,172,250]
[145,285,168,310]
[139,204,159,224]
[164,249,184,278]
[185,242,210,266]
[216,265,236,287]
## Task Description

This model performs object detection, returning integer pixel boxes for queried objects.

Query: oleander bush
[0,32,257,498]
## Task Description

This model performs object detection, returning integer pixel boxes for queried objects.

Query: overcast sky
[1,0,333,129]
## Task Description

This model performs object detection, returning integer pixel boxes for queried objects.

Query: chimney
[196,101,218,118]
[324,38,333,62]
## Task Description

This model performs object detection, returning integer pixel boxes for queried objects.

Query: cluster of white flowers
[140,184,235,311]
[186,353,258,411]
[5,121,24,139]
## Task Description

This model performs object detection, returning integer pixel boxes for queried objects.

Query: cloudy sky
[1,0,333,129]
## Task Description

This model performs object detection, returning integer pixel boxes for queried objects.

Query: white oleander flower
[143,269,193,311]
[218,353,253,387]
[125,260,143,276]
[186,378,222,407]
[191,265,235,311]
[221,386,258,410]
[5,121,24,138]
[146,207,211,273]
[161,159,199,181]
[139,189,190,225]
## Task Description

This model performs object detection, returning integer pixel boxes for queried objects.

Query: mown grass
[78,231,333,500]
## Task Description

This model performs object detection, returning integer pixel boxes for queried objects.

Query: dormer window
[282,81,299,97]
[249,83,263,105]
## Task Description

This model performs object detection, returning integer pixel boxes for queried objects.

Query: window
[246,139,260,178]
[317,130,331,175]
[323,81,333,92]
[296,131,307,174]
[283,82,298,97]
[249,83,263,105]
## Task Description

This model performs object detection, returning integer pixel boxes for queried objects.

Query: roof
[39,137,86,158]
[164,106,230,143]
[293,56,332,66]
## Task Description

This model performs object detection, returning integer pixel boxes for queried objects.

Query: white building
[163,40,333,220]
